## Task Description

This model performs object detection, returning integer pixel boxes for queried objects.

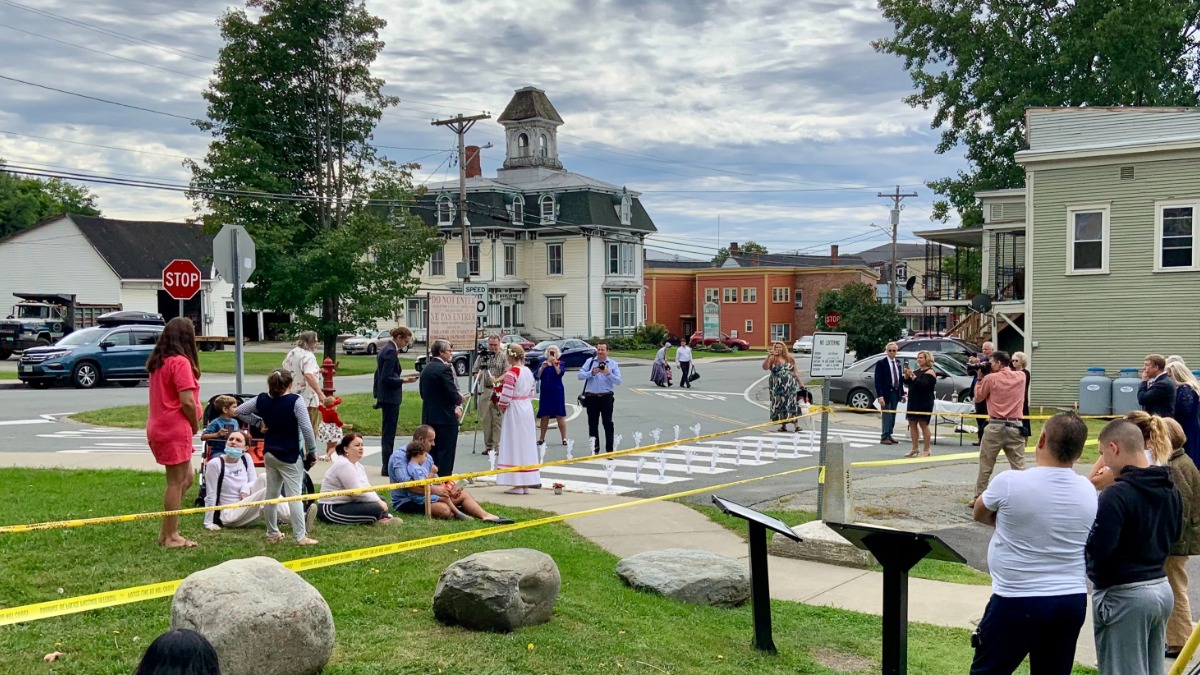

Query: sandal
[921,451,932,457]
[903,449,919,458]
[562,440,568,446]
[296,537,319,546]
[266,533,284,544]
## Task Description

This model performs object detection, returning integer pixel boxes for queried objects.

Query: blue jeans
[970,592,1087,675]
[880,391,901,440]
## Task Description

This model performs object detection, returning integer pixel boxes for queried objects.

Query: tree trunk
[322,295,338,361]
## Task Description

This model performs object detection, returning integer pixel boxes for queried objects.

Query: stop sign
[162,259,202,300]
[824,311,842,328]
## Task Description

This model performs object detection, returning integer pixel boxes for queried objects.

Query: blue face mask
[224,447,245,461]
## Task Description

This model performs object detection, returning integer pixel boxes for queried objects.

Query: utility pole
[878,186,917,307]
[432,113,490,284]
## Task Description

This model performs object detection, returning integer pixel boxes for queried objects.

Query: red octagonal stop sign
[162,259,202,300]
[824,311,841,328]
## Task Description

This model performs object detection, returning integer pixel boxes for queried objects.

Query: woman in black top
[903,350,937,458]
[234,369,319,546]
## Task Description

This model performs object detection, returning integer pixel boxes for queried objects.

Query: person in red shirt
[318,396,345,461]
[972,351,1028,506]
[146,317,202,549]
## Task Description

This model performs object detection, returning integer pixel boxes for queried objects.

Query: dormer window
[512,195,525,226]
[437,196,453,226]
[539,134,548,158]
[620,195,632,225]
[517,133,529,157]
[540,195,555,224]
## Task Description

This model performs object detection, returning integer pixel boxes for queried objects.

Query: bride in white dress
[495,344,541,494]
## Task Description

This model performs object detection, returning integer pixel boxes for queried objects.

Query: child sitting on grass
[396,441,471,520]
[200,395,240,458]
[317,395,345,461]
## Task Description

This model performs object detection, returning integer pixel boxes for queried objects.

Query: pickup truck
[0,293,121,360]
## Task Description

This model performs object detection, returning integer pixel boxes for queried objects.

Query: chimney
[750,251,761,267]
[830,244,839,266]
[729,242,740,260]
[464,145,483,179]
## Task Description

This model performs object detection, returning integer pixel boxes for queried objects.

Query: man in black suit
[373,326,416,476]
[1138,353,1176,417]
[419,339,465,476]
[873,342,904,445]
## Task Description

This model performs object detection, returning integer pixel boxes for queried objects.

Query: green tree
[712,240,768,266]
[0,160,101,237]
[188,0,439,358]
[815,282,904,356]
[874,0,1200,225]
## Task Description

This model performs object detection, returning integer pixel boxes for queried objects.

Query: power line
[0,129,193,160]
[0,22,209,80]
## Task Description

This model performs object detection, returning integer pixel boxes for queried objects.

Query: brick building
[644,243,878,347]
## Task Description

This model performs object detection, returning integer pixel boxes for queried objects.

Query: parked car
[414,349,472,377]
[829,350,975,410]
[525,339,597,369]
[343,330,406,356]
[895,337,980,362]
[688,331,750,351]
[792,336,814,354]
[17,323,163,389]
[476,334,535,352]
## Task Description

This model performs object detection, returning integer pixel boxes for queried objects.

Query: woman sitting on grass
[202,431,267,531]
[389,426,513,523]
[316,432,393,526]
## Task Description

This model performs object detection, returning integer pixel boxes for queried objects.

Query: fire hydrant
[321,357,337,396]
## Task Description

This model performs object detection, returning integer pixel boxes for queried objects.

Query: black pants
[975,401,989,439]
[970,593,1087,675]
[316,501,385,525]
[429,422,459,477]
[379,402,400,476]
[679,361,691,387]
[583,394,615,453]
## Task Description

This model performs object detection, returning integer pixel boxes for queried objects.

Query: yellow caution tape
[0,413,824,535]
[829,404,1118,421]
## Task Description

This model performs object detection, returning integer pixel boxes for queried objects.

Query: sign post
[810,331,849,519]
[702,301,720,341]
[162,259,201,320]
[213,225,256,394]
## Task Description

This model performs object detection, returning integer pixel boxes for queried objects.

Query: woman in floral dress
[762,341,801,432]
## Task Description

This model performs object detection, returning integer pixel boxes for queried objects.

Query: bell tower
[498,86,564,170]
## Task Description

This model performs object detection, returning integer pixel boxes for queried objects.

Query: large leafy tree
[188,0,439,358]
[712,240,768,266]
[874,0,1200,225]
[815,282,904,357]
[0,160,101,238]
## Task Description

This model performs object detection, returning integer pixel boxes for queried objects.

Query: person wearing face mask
[202,431,268,531]
[316,432,393,526]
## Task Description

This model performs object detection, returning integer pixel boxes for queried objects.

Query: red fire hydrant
[321,357,337,396]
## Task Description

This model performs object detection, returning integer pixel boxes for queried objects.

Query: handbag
[577,358,593,405]
[688,366,700,383]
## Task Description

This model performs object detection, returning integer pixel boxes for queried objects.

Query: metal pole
[457,116,470,285]
[747,522,777,653]
[817,378,830,520]
[232,229,245,395]
[178,299,184,319]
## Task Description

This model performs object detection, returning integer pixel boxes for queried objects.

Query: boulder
[433,548,560,631]
[616,549,749,607]
[170,556,333,675]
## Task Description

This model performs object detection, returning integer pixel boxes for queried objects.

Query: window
[794,289,803,309]
[539,134,548,158]
[517,133,529,157]
[406,298,427,329]
[741,287,757,303]
[504,245,516,276]
[606,293,638,333]
[770,323,790,342]
[607,242,635,275]
[723,287,738,303]
[772,287,790,303]
[104,330,134,346]
[133,330,159,346]
[512,196,524,226]
[704,288,720,303]
[429,247,444,276]
[540,195,555,224]
[547,243,563,275]
[1067,205,1109,274]
[468,243,480,276]
[437,197,452,226]
[620,195,632,225]
[547,297,564,330]
[744,319,754,333]
[1157,203,1195,270]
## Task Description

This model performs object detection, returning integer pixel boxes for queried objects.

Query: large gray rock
[769,520,875,568]
[170,556,334,675]
[433,548,560,632]
[616,549,750,607]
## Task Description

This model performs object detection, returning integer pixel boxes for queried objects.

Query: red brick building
[645,244,878,348]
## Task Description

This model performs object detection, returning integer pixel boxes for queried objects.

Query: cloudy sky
[0,0,966,261]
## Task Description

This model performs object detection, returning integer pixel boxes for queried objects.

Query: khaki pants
[974,423,1026,498]
[1166,555,1194,648]
[479,396,503,450]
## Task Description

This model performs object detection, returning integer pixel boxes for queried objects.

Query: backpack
[195,455,252,526]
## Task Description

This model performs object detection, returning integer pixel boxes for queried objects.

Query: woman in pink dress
[146,317,202,548]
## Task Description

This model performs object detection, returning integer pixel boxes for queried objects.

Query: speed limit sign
[476,299,487,316]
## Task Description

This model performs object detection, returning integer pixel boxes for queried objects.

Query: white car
[342,330,407,355]
[792,336,813,354]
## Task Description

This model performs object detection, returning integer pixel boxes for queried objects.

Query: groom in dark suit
[373,326,416,476]
[874,342,904,445]
[420,339,465,476]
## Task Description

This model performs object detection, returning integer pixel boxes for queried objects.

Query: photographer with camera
[474,335,507,456]
[578,342,622,455]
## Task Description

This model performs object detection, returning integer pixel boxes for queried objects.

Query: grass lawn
[0,469,1094,675]
[1026,411,1112,464]
[69,394,540,437]
[0,370,15,380]
[197,351,413,377]
[683,502,993,587]
[615,348,767,361]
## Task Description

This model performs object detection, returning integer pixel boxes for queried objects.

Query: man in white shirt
[676,342,693,388]
[970,412,1098,674]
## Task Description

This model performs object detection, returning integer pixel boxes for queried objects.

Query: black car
[524,339,597,369]
[895,337,980,362]
[414,349,473,376]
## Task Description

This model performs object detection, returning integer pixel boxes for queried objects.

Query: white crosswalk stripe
[42,427,381,457]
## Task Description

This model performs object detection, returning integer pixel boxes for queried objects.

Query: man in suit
[967,341,995,446]
[420,339,465,476]
[1138,353,1176,417]
[373,326,416,476]
[874,342,904,445]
